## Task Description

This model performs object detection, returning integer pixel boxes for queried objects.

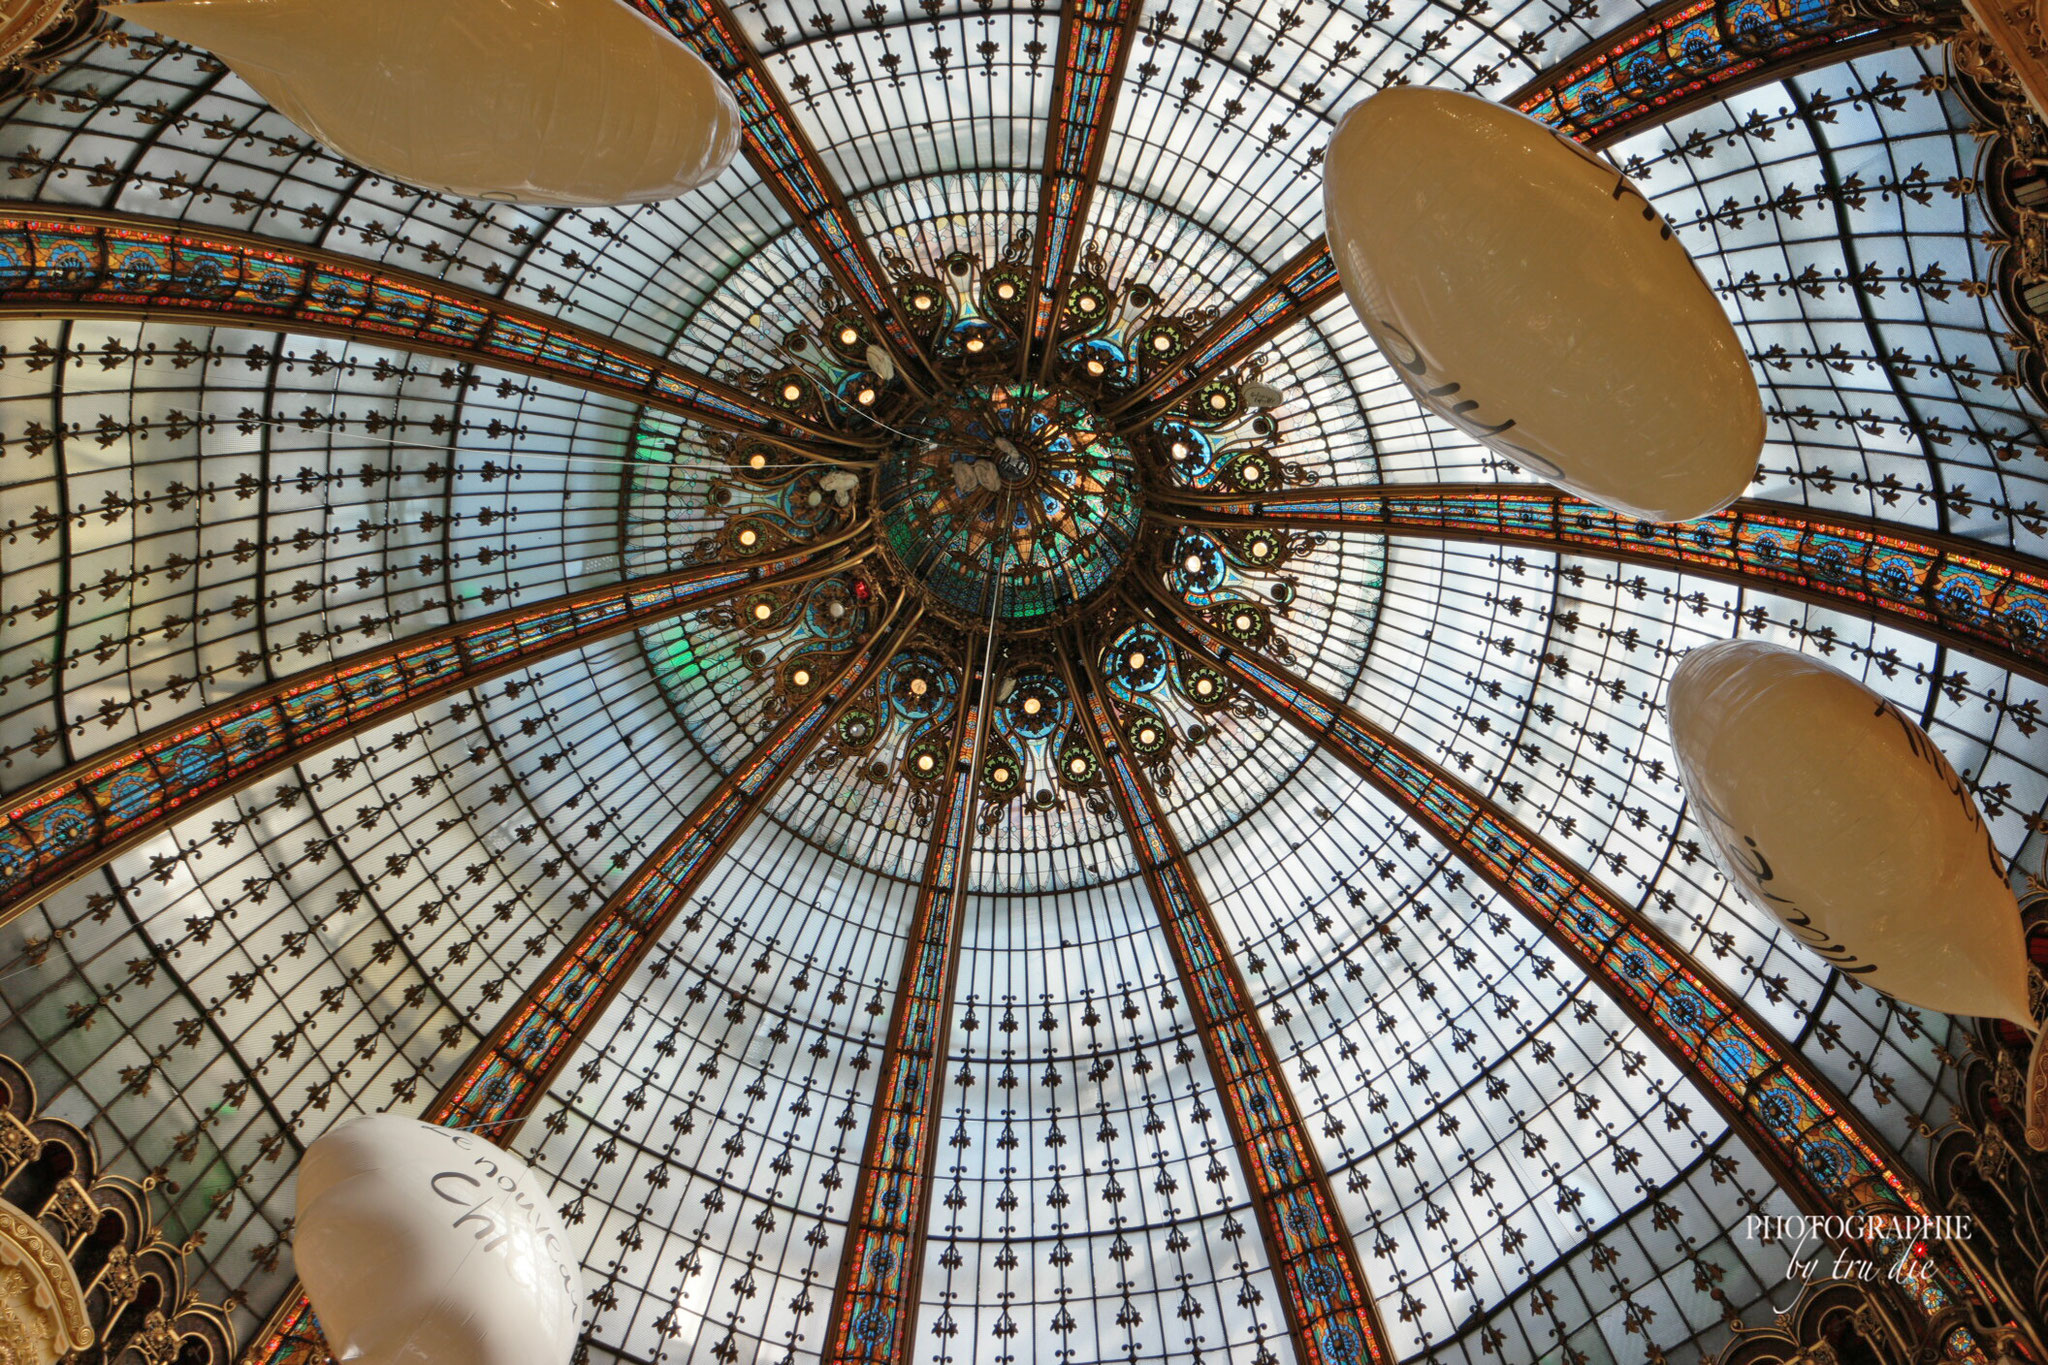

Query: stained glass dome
[875,383,1142,628]
[1,3,2047,1365]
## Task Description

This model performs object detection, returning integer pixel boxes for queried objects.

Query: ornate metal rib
[0,209,872,450]
[1152,483,2048,687]
[1103,239,1339,425]
[431,592,921,1135]
[246,590,924,1365]
[634,0,937,380]
[1026,0,1145,371]
[1057,633,1397,1365]
[0,525,873,928]
[1135,584,2039,1359]
[823,647,996,1365]
[1107,0,1953,425]
[1514,0,1954,145]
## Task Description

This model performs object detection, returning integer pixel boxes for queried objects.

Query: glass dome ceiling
[0,2,2045,1365]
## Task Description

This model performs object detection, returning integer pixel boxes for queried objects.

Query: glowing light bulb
[1069,757,1088,775]
[909,677,929,697]
[738,528,758,546]
[1128,651,1146,670]
[996,281,1016,299]
[782,382,802,401]
[792,669,810,687]
[1022,696,1042,715]
[1208,392,1229,410]
[992,766,1010,783]
[1171,442,1189,460]
[1086,359,1106,376]
[1152,334,1172,352]
[917,753,935,771]
[752,602,773,620]
[966,337,986,353]
[1233,613,1253,631]
[1137,726,1157,745]
[857,387,877,405]
[1183,554,1202,572]
[747,452,767,470]
[839,326,859,345]
[1251,538,1270,556]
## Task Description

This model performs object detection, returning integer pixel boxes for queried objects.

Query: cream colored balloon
[1323,88,1763,523]
[1667,639,2032,1027]
[107,0,740,206]
[295,1115,584,1365]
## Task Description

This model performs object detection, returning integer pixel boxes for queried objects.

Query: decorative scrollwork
[0,0,103,103]
[1949,31,2048,416]
[0,1055,233,1365]
[1709,1280,1907,1363]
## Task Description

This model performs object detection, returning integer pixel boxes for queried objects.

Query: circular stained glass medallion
[875,382,1142,629]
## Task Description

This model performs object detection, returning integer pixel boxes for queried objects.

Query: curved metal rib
[823,643,997,1365]
[1152,482,2048,687]
[636,0,940,384]
[433,591,922,1135]
[1026,0,1145,375]
[1056,631,1398,1365]
[247,589,924,1365]
[0,524,873,927]
[0,209,879,451]
[1108,0,1955,424]
[1134,581,2040,1359]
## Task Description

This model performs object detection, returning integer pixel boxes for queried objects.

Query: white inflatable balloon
[108,0,740,206]
[1666,640,2034,1028]
[1322,88,1763,523]
[294,1115,583,1365]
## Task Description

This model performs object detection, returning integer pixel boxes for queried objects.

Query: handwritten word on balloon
[1688,783,1879,978]
[429,1132,578,1304]
[1369,318,1564,480]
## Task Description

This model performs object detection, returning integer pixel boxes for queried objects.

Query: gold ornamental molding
[1958,0,2048,118]
[0,1200,93,1365]
[0,0,72,68]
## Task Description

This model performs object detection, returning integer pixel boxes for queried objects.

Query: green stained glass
[874,382,1142,628]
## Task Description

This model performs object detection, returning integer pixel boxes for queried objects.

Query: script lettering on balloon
[1870,698,2006,880]
[430,1171,512,1252]
[1370,318,1566,478]
[430,1153,577,1303]
[1689,788,1879,976]
[1608,175,1675,242]
[1546,129,1679,243]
